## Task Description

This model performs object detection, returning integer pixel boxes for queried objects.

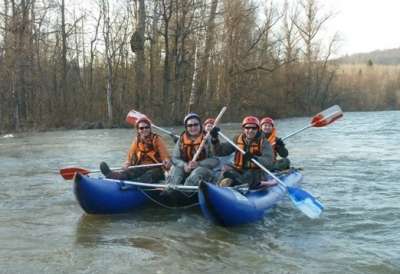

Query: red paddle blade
[60,167,90,180]
[311,105,343,127]
[125,110,151,126]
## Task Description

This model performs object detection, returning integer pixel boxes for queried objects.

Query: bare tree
[88,10,101,118]
[281,0,301,107]
[188,0,219,113]
[99,0,131,126]
[293,0,336,112]
[100,0,114,125]
[131,0,146,107]
[148,0,161,115]
[60,0,67,113]
[218,0,265,115]
[8,0,33,130]
[159,0,173,118]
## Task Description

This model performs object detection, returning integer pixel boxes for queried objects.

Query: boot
[100,162,112,177]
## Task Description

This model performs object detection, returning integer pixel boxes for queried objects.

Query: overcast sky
[325,0,400,55]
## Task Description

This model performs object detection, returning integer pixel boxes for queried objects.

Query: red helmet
[241,116,260,127]
[135,117,152,129]
[203,118,215,127]
[260,117,274,127]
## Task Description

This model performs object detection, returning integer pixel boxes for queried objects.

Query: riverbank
[0,120,131,136]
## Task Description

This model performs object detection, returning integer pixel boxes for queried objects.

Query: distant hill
[336,47,400,65]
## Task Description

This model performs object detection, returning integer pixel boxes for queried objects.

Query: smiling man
[169,113,219,186]
[210,116,274,188]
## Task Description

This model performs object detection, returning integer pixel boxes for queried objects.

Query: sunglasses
[138,126,150,130]
[186,123,200,128]
[244,126,258,130]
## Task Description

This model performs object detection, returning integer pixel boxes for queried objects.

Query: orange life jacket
[179,132,207,162]
[129,133,162,165]
[233,133,263,170]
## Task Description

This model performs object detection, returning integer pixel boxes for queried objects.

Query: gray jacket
[172,134,219,169]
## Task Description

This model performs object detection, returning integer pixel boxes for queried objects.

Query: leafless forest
[1,0,399,133]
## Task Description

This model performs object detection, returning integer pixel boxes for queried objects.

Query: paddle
[281,105,343,141]
[126,109,180,141]
[192,106,227,162]
[217,131,324,219]
[103,178,199,191]
[60,163,164,180]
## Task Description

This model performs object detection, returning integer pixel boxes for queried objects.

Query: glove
[243,151,258,163]
[172,135,179,144]
[210,127,220,138]
[211,137,220,145]
[276,138,285,147]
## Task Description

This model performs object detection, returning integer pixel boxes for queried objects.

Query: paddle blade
[125,110,151,126]
[60,167,90,180]
[311,105,343,127]
[287,186,324,219]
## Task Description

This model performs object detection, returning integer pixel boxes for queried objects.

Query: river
[0,111,399,274]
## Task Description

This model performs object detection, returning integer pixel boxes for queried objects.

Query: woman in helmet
[99,117,172,182]
[169,113,219,186]
[209,116,274,188]
[203,117,234,169]
[203,118,215,132]
[260,117,290,171]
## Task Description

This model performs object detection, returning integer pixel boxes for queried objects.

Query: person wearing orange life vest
[170,113,219,186]
[260,117,290,171]
[203,117,235,169]
[210,116,274,188]
[99,117,171,182]
[203,118,215,132]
